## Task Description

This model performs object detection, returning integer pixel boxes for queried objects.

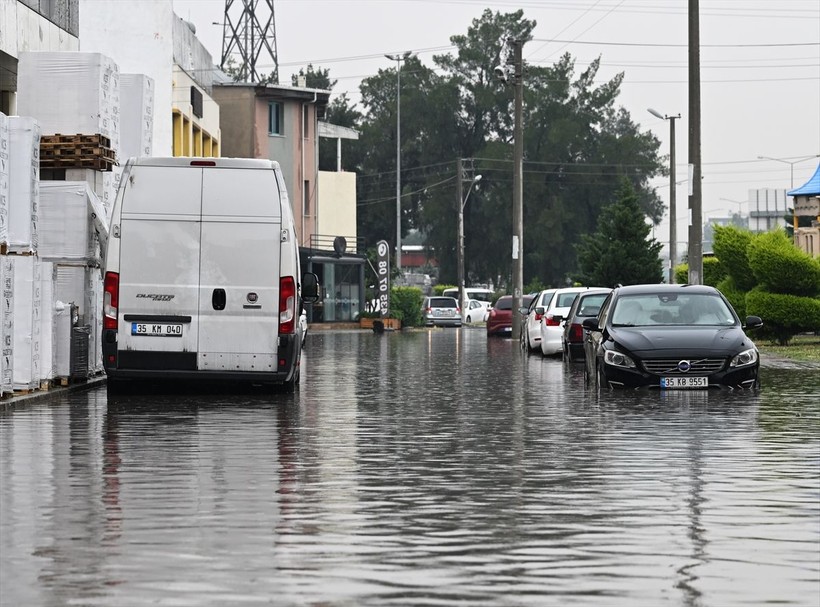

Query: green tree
[574,179,663,286]
[353,9,664,287]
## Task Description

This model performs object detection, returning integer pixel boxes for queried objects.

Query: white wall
[317,171,357,240]
[78,0,174,155]
[0,0,79,57]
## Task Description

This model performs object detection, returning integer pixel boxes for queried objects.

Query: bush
[390,286,424,327]
[674,257,725,286]
[747,230,820,297]
[746,287,820,345]
[712,225,757,291]
[717,276,747,320]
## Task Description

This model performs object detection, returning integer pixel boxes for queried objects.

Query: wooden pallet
[41,133,111,148]
[39,156,115,172]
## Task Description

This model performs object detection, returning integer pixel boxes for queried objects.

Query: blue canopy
[787,163,820,196]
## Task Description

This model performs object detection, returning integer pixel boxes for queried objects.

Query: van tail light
[545,314,561,326]
[279,276,296,334]
[569,323,584,343]
[103,272,119,330]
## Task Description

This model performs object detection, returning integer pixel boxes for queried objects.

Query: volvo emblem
[677,360,691,373]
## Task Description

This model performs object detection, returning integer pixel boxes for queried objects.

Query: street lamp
[648,108,681,283]
[385,51,414,275]
[757,154,819,235]
[756,154,820,188]
[457,167,482,320]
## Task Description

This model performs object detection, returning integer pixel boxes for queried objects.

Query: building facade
[213,82,366,322]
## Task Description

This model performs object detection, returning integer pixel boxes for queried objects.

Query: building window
[269,101,282,135]
[303,105,309,138]
[303,180,310,216]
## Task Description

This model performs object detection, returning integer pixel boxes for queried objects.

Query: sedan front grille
[642,358,726,375]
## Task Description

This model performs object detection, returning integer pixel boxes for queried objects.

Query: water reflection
[0,329,817,607]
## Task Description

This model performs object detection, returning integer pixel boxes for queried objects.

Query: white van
[101,157,318,391]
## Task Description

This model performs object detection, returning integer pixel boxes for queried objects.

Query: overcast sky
[172,0,820,242]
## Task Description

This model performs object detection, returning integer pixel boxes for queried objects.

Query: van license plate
[660,376,708,389]
[131,323,183,337]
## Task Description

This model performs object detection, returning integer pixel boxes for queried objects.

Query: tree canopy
[574,179,664,287]
[301,8,666,288]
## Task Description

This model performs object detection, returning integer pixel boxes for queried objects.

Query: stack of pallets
[39,134,116,171]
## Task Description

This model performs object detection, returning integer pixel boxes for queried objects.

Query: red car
[487,294,534,337]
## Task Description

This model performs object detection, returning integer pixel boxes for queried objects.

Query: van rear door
[197,166,282,372]
[117,164,202,365]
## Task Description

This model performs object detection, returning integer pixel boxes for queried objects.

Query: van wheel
[279,368,300,393]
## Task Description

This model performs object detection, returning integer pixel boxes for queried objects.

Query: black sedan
[583,284,763,390]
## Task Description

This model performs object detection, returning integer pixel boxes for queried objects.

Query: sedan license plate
[131,322,183,337]
[660,376,708,389]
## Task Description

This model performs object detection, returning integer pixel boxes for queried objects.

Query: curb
[1,375,107,411]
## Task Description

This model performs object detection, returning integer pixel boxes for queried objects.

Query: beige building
[214,82,365,322]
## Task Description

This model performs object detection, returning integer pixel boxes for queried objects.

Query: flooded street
[1,328,819,606]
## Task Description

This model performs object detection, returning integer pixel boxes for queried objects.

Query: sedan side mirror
[302,272,320,304]
[744,315,763,330]
[535,306,545,315]
[582,317,600,331]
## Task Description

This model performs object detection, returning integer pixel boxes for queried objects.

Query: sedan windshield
[611,293,736,327]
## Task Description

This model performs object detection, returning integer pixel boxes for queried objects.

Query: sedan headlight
[730,347,758,368]
[604,349,636,369]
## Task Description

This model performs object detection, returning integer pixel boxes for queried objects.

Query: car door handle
[212,288,226,311]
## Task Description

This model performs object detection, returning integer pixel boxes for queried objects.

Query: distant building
[748,188,788,232]
[787,163,820,258]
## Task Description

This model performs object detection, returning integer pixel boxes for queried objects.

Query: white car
[464,298,490,323]
[539,287,604,356]
[520,289,556,352]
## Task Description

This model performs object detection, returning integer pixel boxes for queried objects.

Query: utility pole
[648,108,681,283]
[511,39,524,340]
[687,0,703,285]
[456,157,464,316]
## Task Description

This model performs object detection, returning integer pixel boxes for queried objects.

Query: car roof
[612,284,719,296]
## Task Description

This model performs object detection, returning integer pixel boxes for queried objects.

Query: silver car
[423,296,462,327]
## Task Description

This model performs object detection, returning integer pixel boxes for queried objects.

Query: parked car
[422,296,462,327]
[488,294,534,337]
[539,287,604,357]
[520,289,557,353]
[583,284,763,390]
[561,289,611,361]
[464,299,489,323]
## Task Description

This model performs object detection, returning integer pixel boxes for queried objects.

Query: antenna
[220,0,279,84]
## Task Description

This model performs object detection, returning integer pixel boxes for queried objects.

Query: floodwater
[1,328,818,607]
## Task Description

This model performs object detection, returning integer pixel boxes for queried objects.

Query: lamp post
[757,155,819,236]
[456,159,481,320]
[385,51,414,275]
[648,108,680,283]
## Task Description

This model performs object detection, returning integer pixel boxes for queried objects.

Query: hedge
[716,276,747,320]
[712,225,757,291]
[674,257,725,286]
[390,286,424,326]
[747,230,820,297]
[746,287,820,345]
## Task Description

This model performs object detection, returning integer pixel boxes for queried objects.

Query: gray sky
[173,0,820,243]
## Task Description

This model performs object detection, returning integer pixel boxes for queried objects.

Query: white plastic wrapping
[7,116,40,253]
[86,268,103,374]
[0,112,9,249]
[39,262,54,383]
[38,182,96,261]
[120,73,154,161]
[12,256,41,390]
[53,264,86,321]
[17,52,120,154]
[1,257,13,394]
